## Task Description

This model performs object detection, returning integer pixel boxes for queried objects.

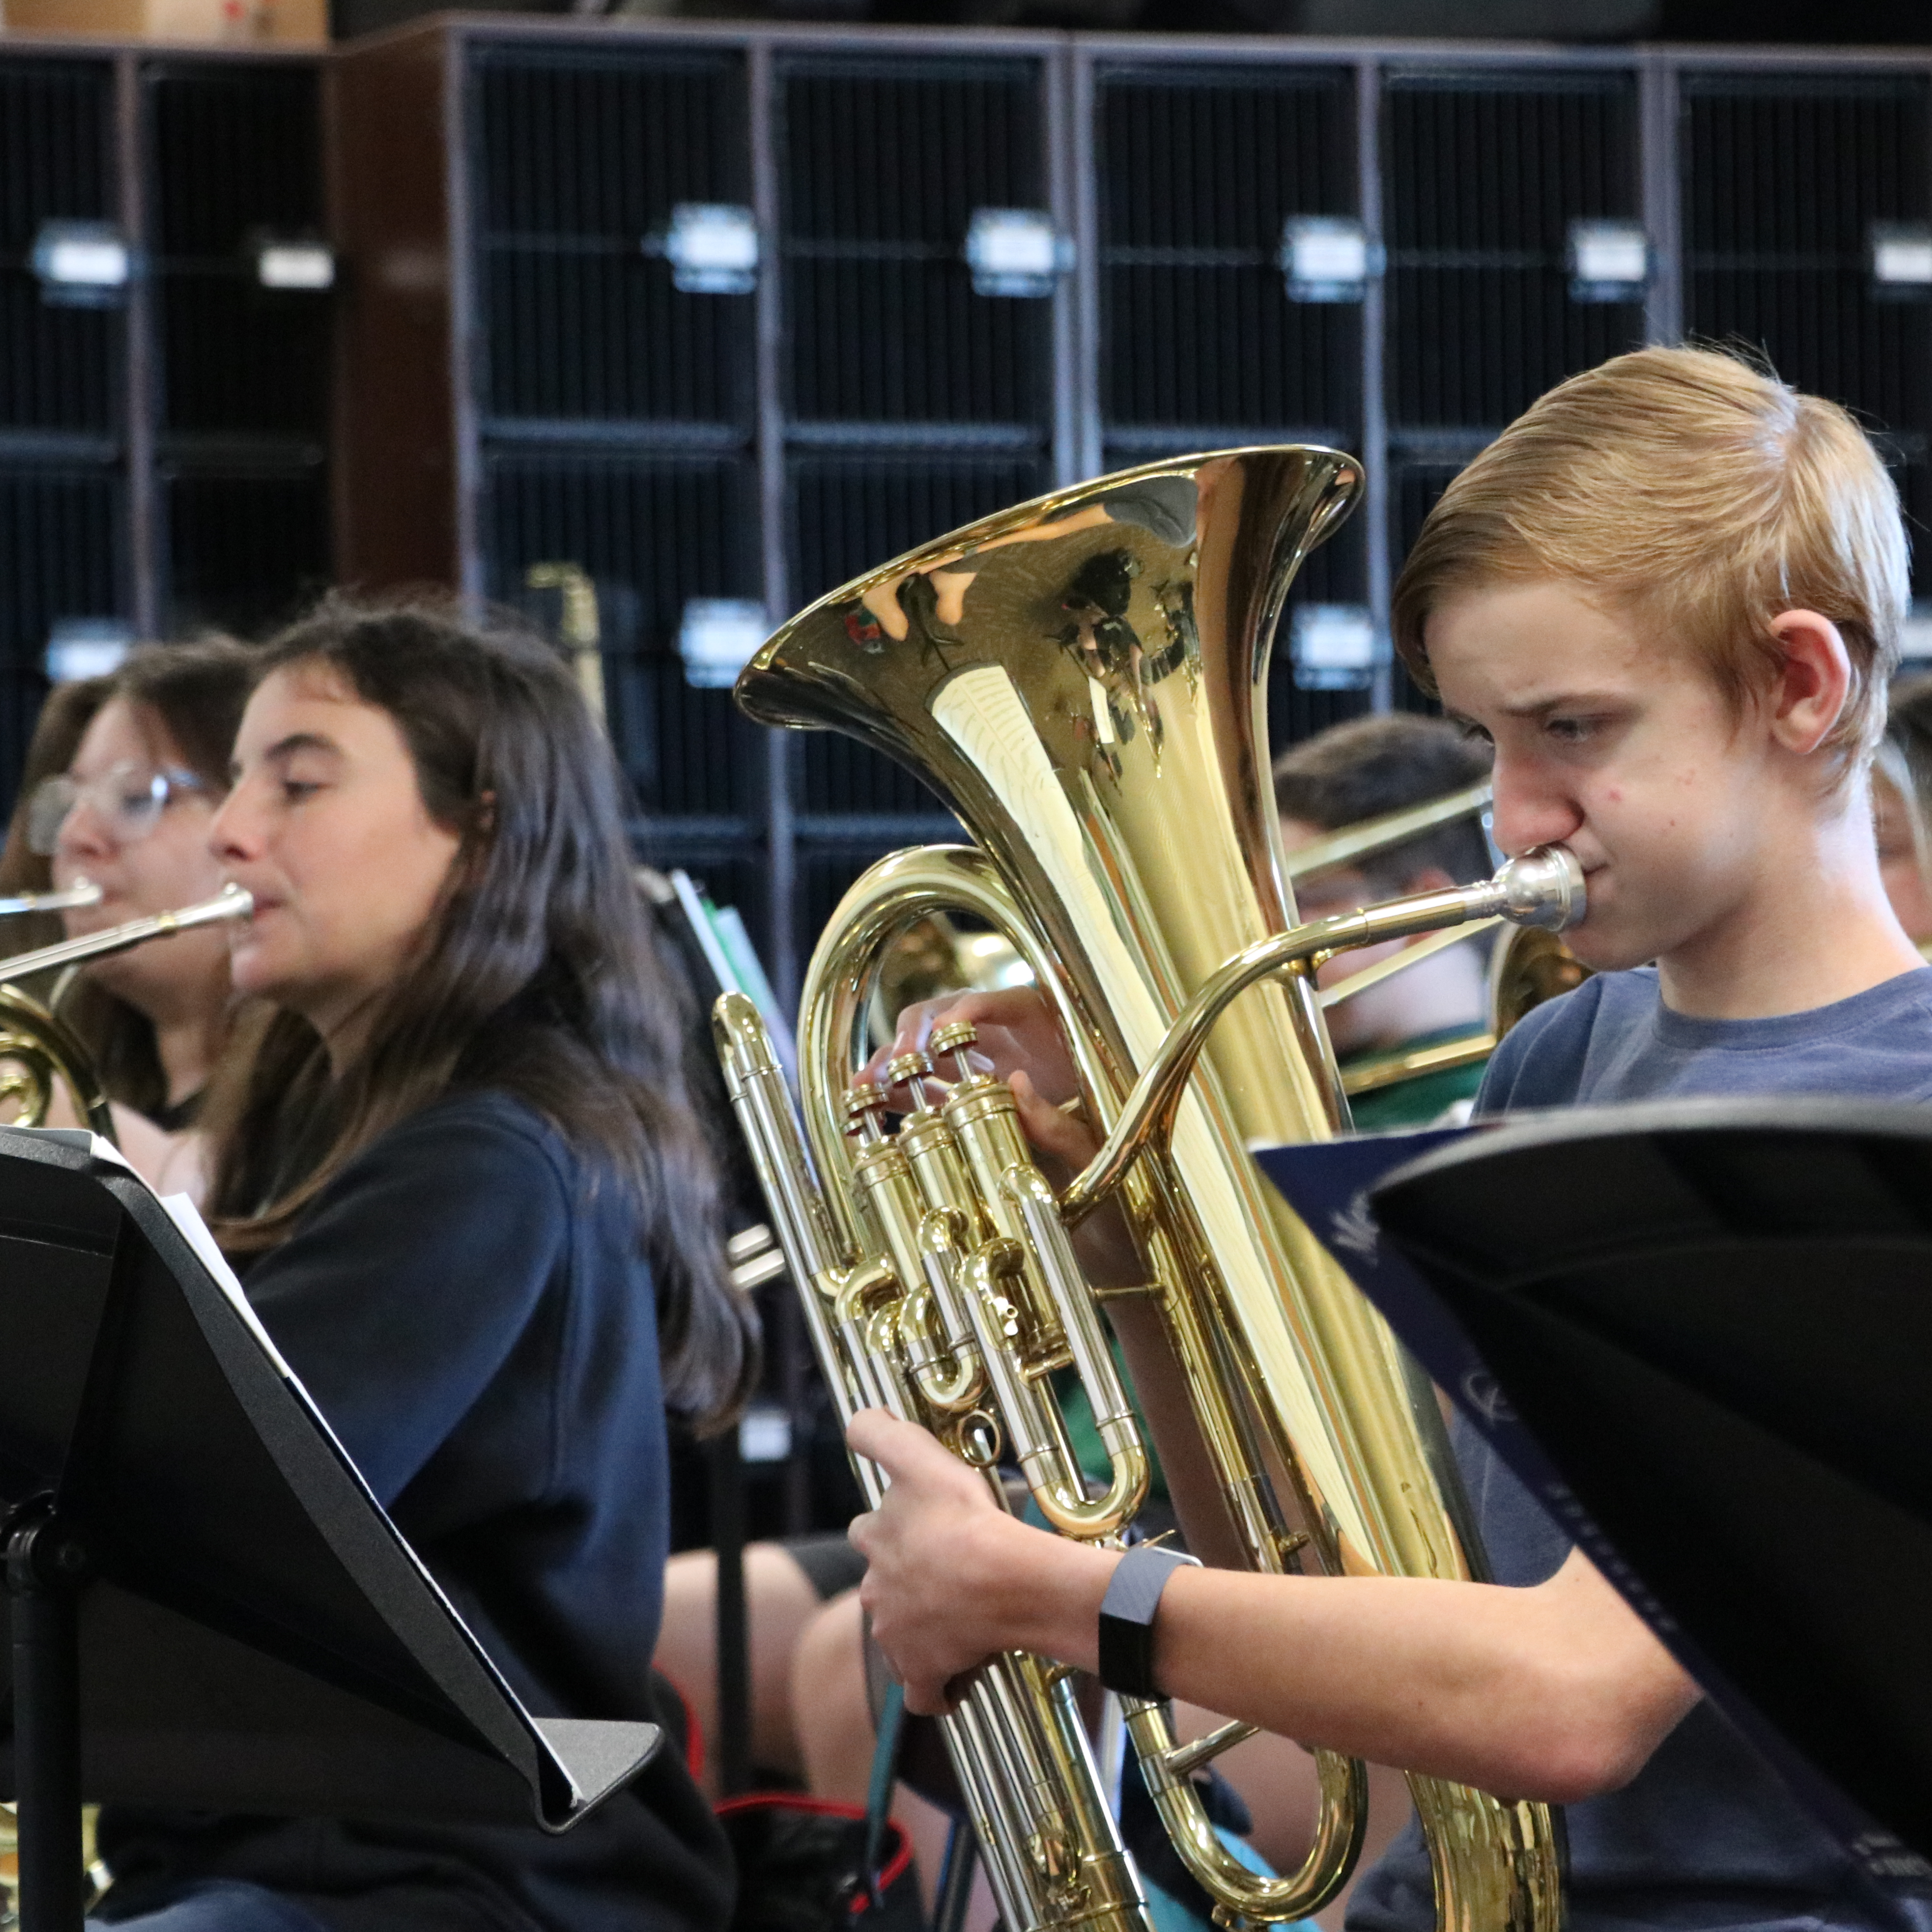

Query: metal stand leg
[5,1510,85,1932]
[934,1819,980,1932]
[707,1433,750,1798]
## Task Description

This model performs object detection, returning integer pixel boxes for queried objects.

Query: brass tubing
[0,883,253,980]
[1126,1697,1369,1924]
[1284,781,1494,882]
[0,984,114,1139]
[1062,849,1582,1222]
[1005,1164,1149,1537]
[1318,915,1502,1009]
[1342,1033,1497,1099]
[961,1242,1109,1538]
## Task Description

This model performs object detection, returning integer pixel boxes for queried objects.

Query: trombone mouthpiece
[1493,845,1586,932]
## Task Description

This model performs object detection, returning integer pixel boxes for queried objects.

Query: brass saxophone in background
[714,449,1580,1932]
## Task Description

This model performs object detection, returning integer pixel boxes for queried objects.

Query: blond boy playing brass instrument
[851,346,1932,1932]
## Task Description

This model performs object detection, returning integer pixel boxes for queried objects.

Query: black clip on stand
[6,1498,86,1929]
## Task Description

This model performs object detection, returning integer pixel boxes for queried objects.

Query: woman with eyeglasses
[0,671,114,935]
[25,640,256,1190]
[87,599,754,1932]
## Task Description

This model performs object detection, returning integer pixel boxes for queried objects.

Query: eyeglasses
[28,761,208,857]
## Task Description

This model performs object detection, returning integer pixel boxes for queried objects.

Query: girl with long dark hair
[90,599,755,1932]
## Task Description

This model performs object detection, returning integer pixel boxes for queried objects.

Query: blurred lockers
[0,47,329,793]
[1,27,1927,1002]
[1,54,125,796]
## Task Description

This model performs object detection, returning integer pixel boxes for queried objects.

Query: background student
[90,600,756,1932]
[0,641,257,1193]
[0,672,113,935]
[43,642,256,1178]
[851,345,1932,1932]
[1273,711,1495,1127]
[1875,673,1932,948]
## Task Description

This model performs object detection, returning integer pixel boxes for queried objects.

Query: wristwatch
[1097,1542,1201,1700]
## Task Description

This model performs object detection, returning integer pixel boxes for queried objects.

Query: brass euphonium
[714,451,1581,1932]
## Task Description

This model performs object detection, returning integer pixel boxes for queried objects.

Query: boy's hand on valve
[866,987,1141,1283]
[865,985,1102,1176]
[866,986,1080,1108]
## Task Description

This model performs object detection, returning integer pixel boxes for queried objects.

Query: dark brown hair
[202,597,756,1429]
[1273,712,1494,898]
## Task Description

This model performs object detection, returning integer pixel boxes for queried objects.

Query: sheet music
[155,1187,295,1380]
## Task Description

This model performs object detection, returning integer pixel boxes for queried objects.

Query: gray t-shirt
[1346,964,1932,1932]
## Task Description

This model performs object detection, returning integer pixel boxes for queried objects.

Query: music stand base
[7,1502,87,1932]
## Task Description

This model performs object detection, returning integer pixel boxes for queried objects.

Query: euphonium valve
[718,448,1576,1932]
[716,993,1153,1932]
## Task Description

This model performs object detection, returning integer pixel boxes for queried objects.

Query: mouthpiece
[1490,845,1586,933]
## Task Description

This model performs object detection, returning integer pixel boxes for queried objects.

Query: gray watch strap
[1097,1543,1201,1699]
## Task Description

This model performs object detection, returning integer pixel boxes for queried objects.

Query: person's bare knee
[655,1542,827,1794]
[744,1542,824,1779]
[793,1588,874,1803]
[654,1550,721,1790]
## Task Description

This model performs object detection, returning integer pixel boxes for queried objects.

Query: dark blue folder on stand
[1257,1099,1932,1888]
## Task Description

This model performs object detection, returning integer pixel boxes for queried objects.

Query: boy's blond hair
[1392,346,1910,769]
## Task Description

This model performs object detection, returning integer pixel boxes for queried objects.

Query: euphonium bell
[714,450,1575,1932]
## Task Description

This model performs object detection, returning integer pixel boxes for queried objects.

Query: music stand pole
[5,1499,86,1932]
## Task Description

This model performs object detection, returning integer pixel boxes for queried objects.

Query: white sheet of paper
[157,1188,293,1378]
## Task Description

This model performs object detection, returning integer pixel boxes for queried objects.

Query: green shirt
[1342,1024,1491,1132]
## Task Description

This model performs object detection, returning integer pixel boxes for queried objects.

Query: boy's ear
[1764,610,1852,759]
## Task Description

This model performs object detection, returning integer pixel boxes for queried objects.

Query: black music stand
[0,1127,661,1932]
[1257,1098,1932,1886]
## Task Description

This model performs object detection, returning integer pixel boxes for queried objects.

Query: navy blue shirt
[98,1090,732,1932]
[1349,966,1932,1932]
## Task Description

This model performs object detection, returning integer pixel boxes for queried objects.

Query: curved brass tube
[1062,847,1584,1221]
[0,983,115,1138]
[1127,1699,1368,1922]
